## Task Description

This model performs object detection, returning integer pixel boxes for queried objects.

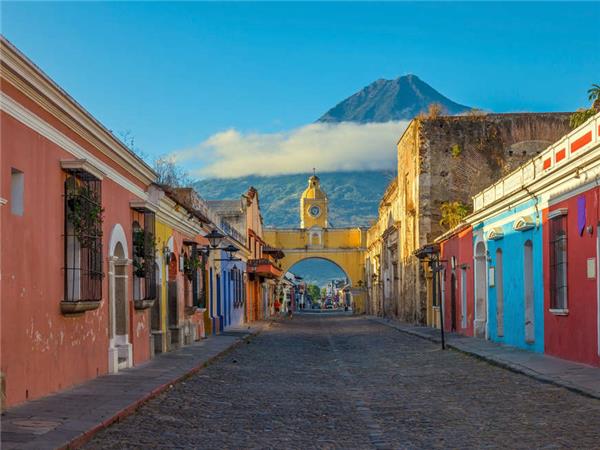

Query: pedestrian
[287,300,293,318]
[274,298,281,315]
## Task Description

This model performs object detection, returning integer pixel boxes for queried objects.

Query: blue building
[475,199,545,352]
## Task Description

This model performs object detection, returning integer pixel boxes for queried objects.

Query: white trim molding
[548,208,568,220]
[487,227,504,241]
[109,223,130,259]
[1,92,148,200]
[61,159,105,180]
[513,216,535,232]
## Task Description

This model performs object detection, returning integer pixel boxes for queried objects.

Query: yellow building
[264,174,368,312]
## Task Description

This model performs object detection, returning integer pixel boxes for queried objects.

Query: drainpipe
[523,186,540,228]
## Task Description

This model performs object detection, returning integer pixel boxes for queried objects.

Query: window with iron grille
[549,213,568,310]
[132,211,157,301]
[64,172,103,302]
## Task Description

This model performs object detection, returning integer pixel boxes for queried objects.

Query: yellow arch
[264,227,368,313]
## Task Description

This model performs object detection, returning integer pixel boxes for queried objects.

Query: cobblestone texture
[84,314,600,449]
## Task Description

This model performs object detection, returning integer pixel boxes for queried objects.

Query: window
[131,211,157,301]
[10,168,24,216]
[64,172,103,302]
[549,213,568,310]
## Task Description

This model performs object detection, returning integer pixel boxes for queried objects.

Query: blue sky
[2,2,599,176]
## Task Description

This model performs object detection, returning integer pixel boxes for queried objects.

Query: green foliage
[306,284,321,301]
[570,84,600,129]
[588,84,600,111]
[439,201,470,230]
[570,108,596,129]
[450,144,462,158]
[132,229,157,277]
[66,181,104,249]
[184,255,201,281]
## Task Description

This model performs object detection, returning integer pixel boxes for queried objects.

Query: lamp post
[416,244,445,350]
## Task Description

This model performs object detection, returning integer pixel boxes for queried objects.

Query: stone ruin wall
[396,113,572,324]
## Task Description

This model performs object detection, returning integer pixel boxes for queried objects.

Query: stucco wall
[544,188,600,367]
[1,111,152,407]
[483,201,545,352]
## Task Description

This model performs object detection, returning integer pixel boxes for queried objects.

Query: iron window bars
[64,172,103,302]
[549,214,568,310]
[131,206,158,302]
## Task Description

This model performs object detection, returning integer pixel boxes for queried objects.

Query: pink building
[0,37,158,407]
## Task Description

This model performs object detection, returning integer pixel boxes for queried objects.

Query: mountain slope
[318,74,471,123]
[194,170,395,228]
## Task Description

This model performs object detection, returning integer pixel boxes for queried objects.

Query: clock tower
[300,171,328,229]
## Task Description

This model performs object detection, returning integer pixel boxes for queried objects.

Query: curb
[61,323,271,450]
[368,316,600,401]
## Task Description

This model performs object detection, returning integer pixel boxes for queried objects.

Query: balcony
[247,258,283,279]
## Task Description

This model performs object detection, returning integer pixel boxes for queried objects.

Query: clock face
[309,205,321,217]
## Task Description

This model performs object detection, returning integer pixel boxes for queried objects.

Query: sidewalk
[0,321,271,450]
[369,316,600,400]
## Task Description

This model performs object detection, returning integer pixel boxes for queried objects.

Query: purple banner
[578,196,586,236]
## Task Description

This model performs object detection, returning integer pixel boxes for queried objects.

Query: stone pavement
[370,316,600,400]
[84,315,600,449]
[0,322,270,450]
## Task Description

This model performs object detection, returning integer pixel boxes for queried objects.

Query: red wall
[440,227,474,336]
[543,188,600,367]
[1,104,152,406]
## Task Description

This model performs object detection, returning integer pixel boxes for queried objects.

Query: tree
[589,84,600,112]
[117,130,150,161]
[570,83,599,128]
[154,156,194,188]
[439,201,470,230]
[306,284,321,301]
[570,108,597,129]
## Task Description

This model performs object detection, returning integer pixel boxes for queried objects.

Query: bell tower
[300,170,328,229]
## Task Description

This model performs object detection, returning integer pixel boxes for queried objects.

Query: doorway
[496,249,504,337]
[108,233,132,373]
[151,261,162,354]
[524,240,535,343]
[474,241,488,338]
[450,272,457,331]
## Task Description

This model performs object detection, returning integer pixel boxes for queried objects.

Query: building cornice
[0,37,156,186]
[467,141,600,226]
[1,92,148,199]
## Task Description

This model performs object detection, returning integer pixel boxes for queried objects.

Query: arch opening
[286,257,352,310]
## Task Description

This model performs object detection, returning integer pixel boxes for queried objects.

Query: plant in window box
[66,181,104,249]
[132,229,157,277]
[183,255,200,281]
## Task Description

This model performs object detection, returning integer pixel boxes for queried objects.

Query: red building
[1,37,159,407]
[438,225,475,336]
[543,182,600,366]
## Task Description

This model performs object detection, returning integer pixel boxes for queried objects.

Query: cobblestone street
[85,314,600,449]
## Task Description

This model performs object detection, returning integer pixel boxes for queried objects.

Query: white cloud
[171,121,408,178]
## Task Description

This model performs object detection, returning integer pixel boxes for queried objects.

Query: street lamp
[206,229,225,249]
[223,244,240,260]
[415,244,445,350]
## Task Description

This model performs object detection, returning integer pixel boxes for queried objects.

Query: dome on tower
[302,174,327,200]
